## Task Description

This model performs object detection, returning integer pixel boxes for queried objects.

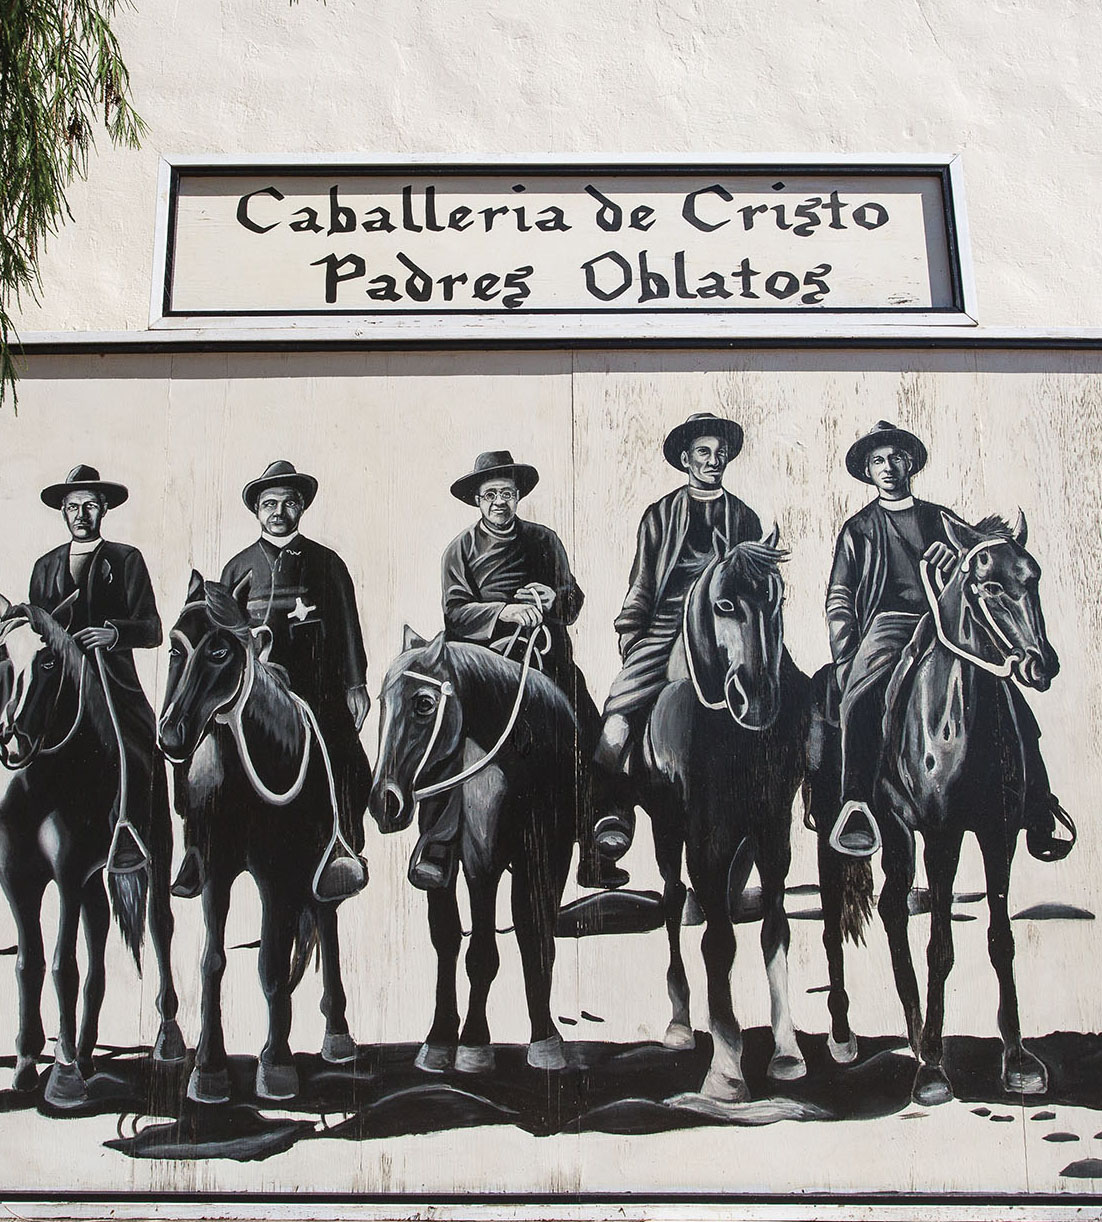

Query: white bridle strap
[920,540,1020,679]
[682,572,727,711]
[2,652,88,771]
[407,626,549,803]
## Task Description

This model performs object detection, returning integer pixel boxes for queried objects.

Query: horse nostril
[383,786,403,824]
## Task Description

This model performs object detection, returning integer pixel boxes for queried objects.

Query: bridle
[401,624,550,810]
[0,649,88,771]
[920,537,1023,679]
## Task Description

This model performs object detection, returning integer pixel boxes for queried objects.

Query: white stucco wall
[10,0,1102,334]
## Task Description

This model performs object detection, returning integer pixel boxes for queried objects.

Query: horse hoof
[701,1069,751,1103]
[912,1063,954,1107]
[12,1058,39,1093]
[768,1051,807,1082]
[414,1042,454,1073]
[527,1035,566,1071]
[828,1033,859,1065]
[43,1060,88,1109]
[256,1060,299,1101]
[663,1022,696,1051]
[153,1020,188,1064]
[321,1032,357,1064]
[1003,1048,1048,1096]
[455,1045,495,1074]
[187,1066,230,1105]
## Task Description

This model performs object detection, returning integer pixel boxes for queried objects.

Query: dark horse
[809,511,1060,1105]
[640,532,811,1101]
[157,572,358,1103]
[369,627,576,1072]
[0,594,183,1108]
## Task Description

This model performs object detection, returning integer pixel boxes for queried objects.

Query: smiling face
[865,444,913,500]
[681,434,730,490]
[62,491,106,542]
[255,485,304,537]
[476,477,520,529]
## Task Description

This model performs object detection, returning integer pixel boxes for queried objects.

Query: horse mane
[447,641,575,725]
[972,515,1015,541]
[202,580,253,644]
[722,540,788,585]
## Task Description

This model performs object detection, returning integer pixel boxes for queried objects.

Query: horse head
[158,570,257,763]
[685,526,789,729]
[940,511,1059,691]
[0,592,83,769]
[368,628,464,834]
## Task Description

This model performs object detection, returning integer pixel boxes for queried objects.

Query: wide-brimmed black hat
[242,460,319,512]
[41,465,129,510]
[662,412,744,470]
[845,421,928,484]
[450,451,539,505]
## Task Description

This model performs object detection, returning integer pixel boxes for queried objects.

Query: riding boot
[171,845,206,898]
[1025,794,1076,862]
[315,849,369,902]
[832,685,884,859]
[408,840,457,890]
[107,821,149,875]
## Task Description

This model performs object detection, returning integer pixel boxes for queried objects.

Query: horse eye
[209,645,230,661]
[714,598,736,615]
[40,658,55,671]
[413,692,437,717]
[980,581,1004,597]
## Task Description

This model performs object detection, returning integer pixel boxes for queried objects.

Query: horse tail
[839,859,874,945]
[107,869,148,970]
[289,907,319,992]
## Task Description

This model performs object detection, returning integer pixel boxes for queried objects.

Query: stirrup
[106,819,150,875]
[829,801,882,859]
[1027,800,1077,863]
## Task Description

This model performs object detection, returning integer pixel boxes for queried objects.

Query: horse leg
[912,831,963,1106]
[416,883,462,1072]
[44,877,88,1108]
[877,818,923,1056]
[0,859,48,1092]
[817,829,857,1063]
[76,873,110,1079]
[651,792,693,1050]
[456,868,502,1074]
[513,809,569,1071]
[146,816,185,1064]
[979,831,1047,1096]
[316,905,355,1064]
[188,872,233,1104]
[758,834,806,1082]
[255,889,299,1101]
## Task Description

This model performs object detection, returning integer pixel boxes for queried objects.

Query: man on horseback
[595,412,762,858]
[30,465,162,875]
[827,420,1075,862]
[172,459,371,902]
[428,450,626,889]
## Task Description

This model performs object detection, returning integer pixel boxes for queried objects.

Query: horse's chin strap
[920,539,1021,679]
[406,625,550,808]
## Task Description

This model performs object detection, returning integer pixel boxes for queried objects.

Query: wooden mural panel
[0,347,1098,1214]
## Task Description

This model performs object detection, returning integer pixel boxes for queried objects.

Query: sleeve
[28,557,51,609]
[542,530,584,627]
[106,549,162,651]
[326,553,368,689]
[825,523,861,665]
[613,506,660,655]
[442,536,506,642]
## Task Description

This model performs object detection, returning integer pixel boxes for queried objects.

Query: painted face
[681,435,729,489]
[865,445,913,499]
[476,477,520,529]
[256,486,304,537]
[62,491,105,541]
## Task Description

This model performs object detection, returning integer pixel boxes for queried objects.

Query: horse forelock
[971,515,1016,542]
[22,605,82,682]
[201,580,252,642]
[717,541,788,593]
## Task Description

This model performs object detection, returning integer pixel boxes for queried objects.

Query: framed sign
[150,155,977,335]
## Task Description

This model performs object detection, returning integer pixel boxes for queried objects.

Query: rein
[682,570,727,711]
[1,652,89,771]
[405,624,550,805]
[920,538,1021,679]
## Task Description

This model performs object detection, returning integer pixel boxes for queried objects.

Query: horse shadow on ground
[2,1029,1102,1164]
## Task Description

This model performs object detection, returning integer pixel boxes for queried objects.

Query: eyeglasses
[477,490,518,503]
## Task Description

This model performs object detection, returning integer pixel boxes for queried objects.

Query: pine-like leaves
[0,0,145,406]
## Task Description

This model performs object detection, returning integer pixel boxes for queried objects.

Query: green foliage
[0,0,145,406]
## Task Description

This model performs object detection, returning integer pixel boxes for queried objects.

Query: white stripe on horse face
[2,622,46,728]
[376,695,397,775]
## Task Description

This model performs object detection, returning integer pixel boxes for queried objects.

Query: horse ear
[422,630,448,669]
[942,512,981,555]
[761,522,781,550]
[231,574,251,608]
[186,569,205,603]
[0,593,10,619]
[402,624,427,652]
[252,624,274,663]
[1012,507,1028,547]
[53,587,80,629]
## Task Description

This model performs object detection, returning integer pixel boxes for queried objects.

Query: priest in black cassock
[172,460,371,903]
[422,450,626,890]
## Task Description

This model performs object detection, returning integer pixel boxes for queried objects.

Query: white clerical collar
[878,495,916,512]
[687,486,724,501]
[69,538,103,555]
[262,530,300,548]
[479,519,517,539]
